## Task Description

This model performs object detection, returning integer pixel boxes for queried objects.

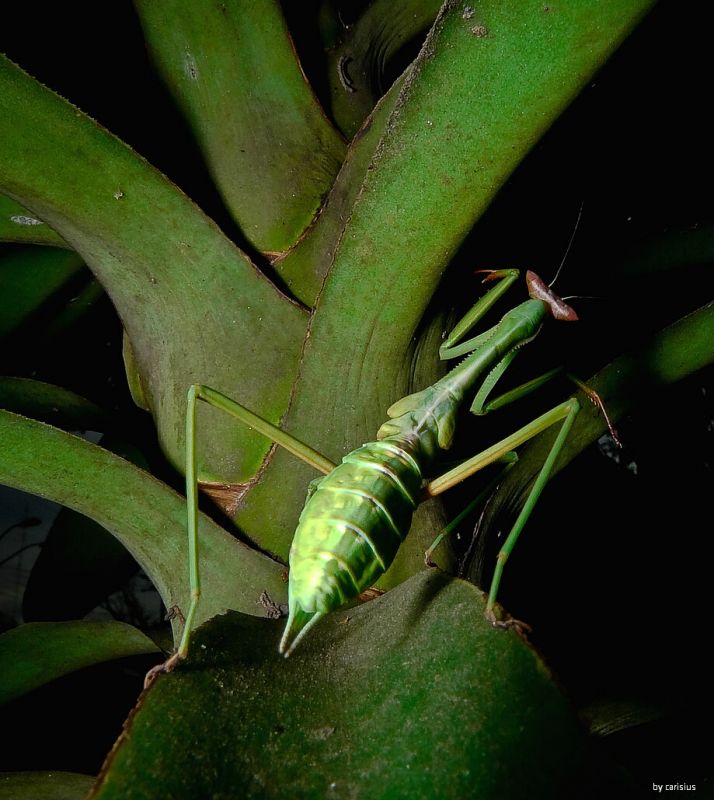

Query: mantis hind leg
[420,398,580,632]
[145,384,202,685]
[485,398,580,627]
[424,452,518,566]
[145,385,337,684]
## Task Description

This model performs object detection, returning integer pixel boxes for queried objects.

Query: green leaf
[0,247,84,338]
[0,193,67,247]
[0,55,307,485]
[0,621,159,705]
[45,275,104,335]
[325,0,442,138]
[91,571,584,800]
[134,0,346,254]
[0,377,108,431]
[235,0,656,560]
[0,771,94,800]
[0,410,287,640]
[274,76,403,305]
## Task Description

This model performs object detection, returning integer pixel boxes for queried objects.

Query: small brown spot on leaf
[471,24,489,38]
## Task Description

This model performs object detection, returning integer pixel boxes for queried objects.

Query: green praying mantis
[147,260,618,682]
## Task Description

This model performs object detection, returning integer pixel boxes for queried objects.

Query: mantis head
[526,271,578,321]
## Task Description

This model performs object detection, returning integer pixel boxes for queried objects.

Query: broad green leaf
[0,55,307,485]
[0,377,108,431]
[0,410,287,640]
[0,771,94,800]
[0,193,67,247]
[91,571,584,800]
[0,621,158,705]
[134,0,346,254]
[325,0,442,138]
[235,0,656,561]
[469,302,714,582]
[0,247,84,338]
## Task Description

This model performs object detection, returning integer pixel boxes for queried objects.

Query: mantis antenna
[549,201,584,289]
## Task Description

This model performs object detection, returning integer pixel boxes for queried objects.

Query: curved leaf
[326,0,441,138]
[0,193,67,247]
[274,75,403,305]
[0,247,84,338]
[0,621,159,705]
[0,55,307,484]
[0,772,94,800]
[92,571,584,800]
[134,0,346,254]
[45,275,104,335]
[0,377,108,431]
[0,410,288,640]
[235,0,656,560]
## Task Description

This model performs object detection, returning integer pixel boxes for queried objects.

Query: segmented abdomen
[288,435,423,614]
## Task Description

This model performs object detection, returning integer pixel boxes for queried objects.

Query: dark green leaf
[134,0,346,253]
[0,247,84,338]
[0,771,94,800]
[325,0,442,138]
[0,193,67,247]
[91,571,584,800]
[22,436,149,622]
[0,410,287,641]
[0,377,108,431]
[0,55,307,485]
[0,621,159,705]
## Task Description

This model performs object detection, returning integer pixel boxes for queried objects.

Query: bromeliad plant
[1,1,713,797]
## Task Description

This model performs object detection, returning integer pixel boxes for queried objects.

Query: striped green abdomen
[288,436,423,614]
